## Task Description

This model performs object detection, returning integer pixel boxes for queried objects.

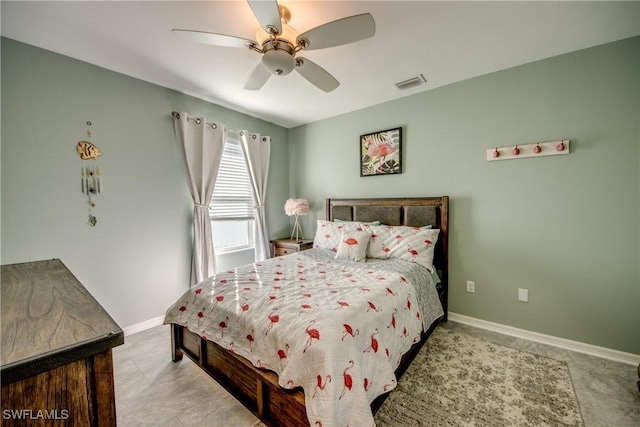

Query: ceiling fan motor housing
[261,40,296,75]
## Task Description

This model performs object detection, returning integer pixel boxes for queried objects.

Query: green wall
[2,36,638,354]
[289,37,640,354]
[0,37,290,329]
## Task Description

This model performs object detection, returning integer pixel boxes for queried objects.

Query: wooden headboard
[325,196,449,319]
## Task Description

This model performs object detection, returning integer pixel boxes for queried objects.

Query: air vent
[395,74,427,90]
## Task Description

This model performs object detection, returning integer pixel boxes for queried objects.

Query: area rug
[374,327,584,426]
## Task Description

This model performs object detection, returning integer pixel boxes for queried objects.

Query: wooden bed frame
[170,196,449,427]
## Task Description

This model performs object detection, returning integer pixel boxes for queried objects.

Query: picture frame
[360,127,402,176]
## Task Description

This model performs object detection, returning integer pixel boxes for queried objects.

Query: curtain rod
[171,111,243,134]
[171,112,267,141]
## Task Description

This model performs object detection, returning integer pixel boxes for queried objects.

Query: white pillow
[334,229,371,262]
[367,225,440,271]
[313,220,350,252]
[313,220,372,252]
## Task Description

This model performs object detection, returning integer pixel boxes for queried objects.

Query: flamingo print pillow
[313,220,348,251]
[334,229,372,262]
[367,225,440,271]
[313,220,372,252]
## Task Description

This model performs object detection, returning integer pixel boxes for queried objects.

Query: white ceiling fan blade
[244,63,271,90]
[296,13,375,51]
[247,0,282,35]
[172,29,254,48]
[295,57,339,92]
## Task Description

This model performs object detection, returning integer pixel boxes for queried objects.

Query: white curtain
[172,112,225,283]
[239,131,271,262]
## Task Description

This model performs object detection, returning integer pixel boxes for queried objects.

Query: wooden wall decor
[77,121,102,226]
[76,140,103,160]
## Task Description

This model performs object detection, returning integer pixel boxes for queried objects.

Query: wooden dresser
[270,238,313,257]
[1,259,124,426]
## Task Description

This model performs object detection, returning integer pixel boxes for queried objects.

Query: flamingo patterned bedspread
[164,248,444,427]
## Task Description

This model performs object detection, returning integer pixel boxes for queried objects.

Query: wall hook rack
[486,139,570,161]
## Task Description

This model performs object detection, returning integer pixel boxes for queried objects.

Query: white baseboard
[448,312,640,366]
[122,315,165,337]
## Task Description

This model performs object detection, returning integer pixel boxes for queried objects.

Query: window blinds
[210,137,254,221]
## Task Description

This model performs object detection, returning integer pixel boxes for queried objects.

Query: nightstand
[270,238,313,257]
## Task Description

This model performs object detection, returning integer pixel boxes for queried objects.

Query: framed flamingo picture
[360,127,402,176]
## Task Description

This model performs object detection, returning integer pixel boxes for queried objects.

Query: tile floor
[112,321,640,426]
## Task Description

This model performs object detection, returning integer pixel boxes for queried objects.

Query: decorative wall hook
[486,140,570,161]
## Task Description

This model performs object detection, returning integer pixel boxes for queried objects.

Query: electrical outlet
[518,288,529,302]
[466,281,475,293]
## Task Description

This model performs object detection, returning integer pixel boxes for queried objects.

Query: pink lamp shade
[284,199,309,216]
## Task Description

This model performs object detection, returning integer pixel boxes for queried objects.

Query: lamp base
[290,215,304,240]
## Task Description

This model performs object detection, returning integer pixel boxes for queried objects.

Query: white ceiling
[2,1,639,128]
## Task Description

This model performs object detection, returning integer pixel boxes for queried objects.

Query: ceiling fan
[172,0,375,92]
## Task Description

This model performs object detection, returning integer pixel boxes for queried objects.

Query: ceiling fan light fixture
[255,5,299,77]
[262,48,296,75]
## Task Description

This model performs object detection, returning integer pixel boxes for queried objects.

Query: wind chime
[77,121,102,226]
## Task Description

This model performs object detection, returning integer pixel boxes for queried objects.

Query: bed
[165,196,449,426]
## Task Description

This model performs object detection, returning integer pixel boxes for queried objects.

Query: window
[210,136,254,252]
